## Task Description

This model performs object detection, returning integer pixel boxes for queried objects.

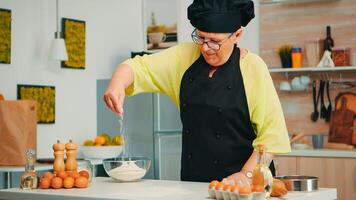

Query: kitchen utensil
[103,156,151,182]
[325,81,332,122]
[275,175,318,192]
[312,134,324,149]
[290,133,306,144]
[311,81,320,122]
[320,80,328,119]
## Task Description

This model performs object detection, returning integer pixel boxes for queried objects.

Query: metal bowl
[275,175,318,192]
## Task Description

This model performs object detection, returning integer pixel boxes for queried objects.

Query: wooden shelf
[269,66,356,73]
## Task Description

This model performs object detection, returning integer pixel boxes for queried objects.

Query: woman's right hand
[103,85,125,116]
[103,64,134,116]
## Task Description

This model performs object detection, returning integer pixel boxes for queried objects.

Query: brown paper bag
[0,100,37,166]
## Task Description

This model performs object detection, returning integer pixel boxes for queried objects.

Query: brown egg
[215,182,224,190]
[208,180,219,189]
[57,171,68,180]
[75,177,88,188]
[239,185,252,195]
[51,177,63,189]
[230,185,240,193]
[39,177,51,189]
[223,184,231,191]
[42,172,54,180]
[63,177,75,189]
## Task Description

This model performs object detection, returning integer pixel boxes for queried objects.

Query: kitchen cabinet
[274,156,297,175]
[275,155,356,200]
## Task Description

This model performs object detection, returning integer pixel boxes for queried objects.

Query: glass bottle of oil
[20,149,39,189]
[252,144,273,197]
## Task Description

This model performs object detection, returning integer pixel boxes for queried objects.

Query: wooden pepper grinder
[65,139,77,172]
[53,140,65,172]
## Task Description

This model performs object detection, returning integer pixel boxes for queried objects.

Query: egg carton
[208,189,266,200]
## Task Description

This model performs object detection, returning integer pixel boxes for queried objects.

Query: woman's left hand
[225,171,250,185]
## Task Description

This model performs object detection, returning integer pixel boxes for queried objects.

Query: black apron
[179,47,275,182]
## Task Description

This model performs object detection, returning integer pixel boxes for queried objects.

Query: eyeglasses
[191,29,234,51]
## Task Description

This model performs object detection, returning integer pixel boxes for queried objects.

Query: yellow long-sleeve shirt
[123,42,291,154]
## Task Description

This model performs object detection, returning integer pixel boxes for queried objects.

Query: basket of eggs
[208,178,288,200]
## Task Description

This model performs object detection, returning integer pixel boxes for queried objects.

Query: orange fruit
[67,171,80,179]
[39,177,51,189]
[42,172,54,180]
[208,180,219,189]
[79,170,90,179]
[57,171,68,180]
[95,136,106,145]
[75,176,88,188]
[63,177,75,189]
[83,139,95,146]
[51,177,63,189]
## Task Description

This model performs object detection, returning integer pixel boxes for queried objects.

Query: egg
[223,184,231,191]
[215,182,224,190]
[208,180,219,189]
[230,185,240,193]
[239,185,252,194]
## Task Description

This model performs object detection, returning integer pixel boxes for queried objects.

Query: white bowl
[80,145,123,159]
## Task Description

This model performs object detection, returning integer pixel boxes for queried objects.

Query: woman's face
[198,29,242,67]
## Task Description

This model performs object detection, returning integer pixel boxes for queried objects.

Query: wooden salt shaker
[65,139,77,172]
[53,140,65,172]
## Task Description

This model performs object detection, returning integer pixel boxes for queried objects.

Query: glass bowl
[103,157,151,182]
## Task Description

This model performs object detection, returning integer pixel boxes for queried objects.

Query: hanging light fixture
[50,0,68,61]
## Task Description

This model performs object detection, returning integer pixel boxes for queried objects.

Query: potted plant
[278,45,293,68]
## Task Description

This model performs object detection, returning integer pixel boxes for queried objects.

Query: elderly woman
[104,0,291,183]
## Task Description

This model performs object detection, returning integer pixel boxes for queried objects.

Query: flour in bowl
[108,161,147,181]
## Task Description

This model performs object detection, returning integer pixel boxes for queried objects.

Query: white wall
[0,0,260,159]
[0,0,144,158]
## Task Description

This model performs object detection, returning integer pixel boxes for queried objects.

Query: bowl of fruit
[80,133,124,159]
